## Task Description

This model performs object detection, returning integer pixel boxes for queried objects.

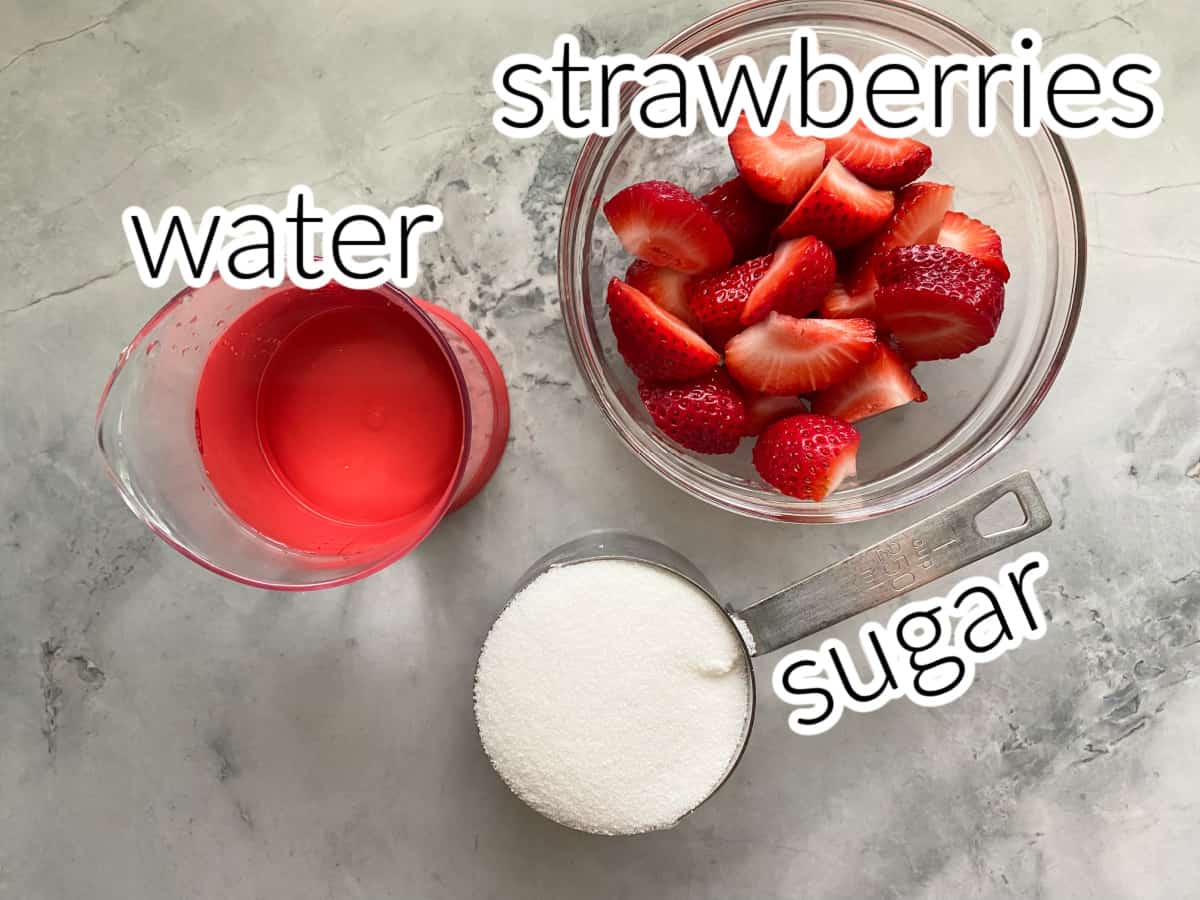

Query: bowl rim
[558,0,1086,523]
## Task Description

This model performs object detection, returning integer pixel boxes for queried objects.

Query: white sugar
[474,558,752,835]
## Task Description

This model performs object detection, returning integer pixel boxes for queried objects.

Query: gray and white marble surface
[1,0,1197,897]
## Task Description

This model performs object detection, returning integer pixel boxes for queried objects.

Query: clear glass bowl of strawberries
[559,0,1085,522]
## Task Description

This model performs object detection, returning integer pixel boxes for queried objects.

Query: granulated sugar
[474,558,751,835]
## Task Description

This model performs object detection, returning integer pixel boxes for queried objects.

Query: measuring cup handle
[731,471,1052,656]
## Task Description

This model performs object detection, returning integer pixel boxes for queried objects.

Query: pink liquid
[194,284,466,557]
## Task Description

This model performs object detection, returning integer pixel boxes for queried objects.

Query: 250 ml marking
[772,552,1049,736]
[850,533,955,595]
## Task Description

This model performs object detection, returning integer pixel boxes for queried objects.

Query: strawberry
[625,260,700,330]
[871,182,955,246]
[842,181,956,316]
[774,159,894,249]
[874,245,1005,361]
[879,330,917,369]
[809,342,927,422]
[937,211,1011,281]
[724,313,876,396]
[686,254,773,349]
[639,371,747,455]
[604,180,733,274]
[606,278,720,381]
[817,280,872,319]
[752,414,860,501]
[743,392,809,435]
[740,237,836,325]
[701,176,789,262]
[728,116,826,205]
[825,122,932,190]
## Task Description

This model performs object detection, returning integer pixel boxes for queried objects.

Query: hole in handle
[973,490,1028,538]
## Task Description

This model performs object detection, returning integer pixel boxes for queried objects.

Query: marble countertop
[1,0,1197,897]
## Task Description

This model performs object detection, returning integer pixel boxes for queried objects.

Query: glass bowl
[559,0,1085,523]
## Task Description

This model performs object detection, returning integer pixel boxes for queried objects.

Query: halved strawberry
[809,342,927,422]
[607,278,719,381]
[686,254,772,349]
[874,245,1005,361]
[743,392,809,435]
[825,122,932,190]
[937,211,1011,281]
[701,176,789,262]
[740,237,836,325]
[842,181,956,315]
[774,159,894,249]
[752,414,860,500]
[604,181,733,274]
[625,260,700,330]
[724,313,876,395]
[639,371,747,455]
[728,116,826,205]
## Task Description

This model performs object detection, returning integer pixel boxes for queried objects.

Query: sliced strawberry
[606,278,719,381]
[625,260,700,330]
[879,330,917,369]
[875,182,955,245]
[604,181,733,274]
[743,392,809,435]
[728,116,826,205]
[639,370,747,455]
[874,245,1005,361]
[725,313,876,396]
[842,181,956,315]
[817,281,871,319]
[825,122,932,190]
[701,176,789,262]
[937,211,1011,281]
[752,414,860,501]
[739,237,836,326]
[686,254,772,348]
[809,342,927,423]
[774,159,894,249]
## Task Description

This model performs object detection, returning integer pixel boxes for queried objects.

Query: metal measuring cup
[477,471,1051,834]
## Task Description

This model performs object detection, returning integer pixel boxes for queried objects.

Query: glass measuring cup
[96,276,509,590]
[476,471,1051,834]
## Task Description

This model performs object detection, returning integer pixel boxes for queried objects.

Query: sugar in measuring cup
[474,472,1051,835]
[97,276,509,590]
